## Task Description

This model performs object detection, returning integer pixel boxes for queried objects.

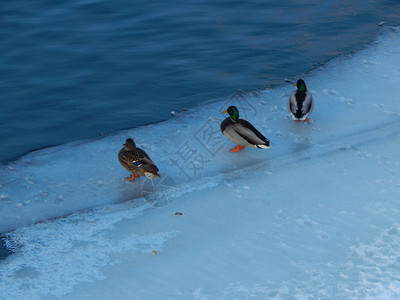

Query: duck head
[222,106,239,122]
[123,138,137,150]
[294,79,307,92]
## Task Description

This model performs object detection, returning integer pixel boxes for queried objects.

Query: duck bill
[222,110,228,113]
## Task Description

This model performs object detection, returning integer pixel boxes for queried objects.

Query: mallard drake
[288,79,314,122]
[220,106,271,152]
[118,138,160,181]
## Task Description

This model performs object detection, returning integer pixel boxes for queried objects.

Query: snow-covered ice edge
[0,27,400,299]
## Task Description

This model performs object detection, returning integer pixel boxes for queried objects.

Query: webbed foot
[125,174,140,181]
[229,145,246,152]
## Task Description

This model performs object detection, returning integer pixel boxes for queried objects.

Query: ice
[1,28,400,299]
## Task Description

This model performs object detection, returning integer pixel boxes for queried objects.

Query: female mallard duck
[220,106,271,152]
[288,79,314,122]
[118,138,160,181]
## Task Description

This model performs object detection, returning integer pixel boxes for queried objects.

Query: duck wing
[288,91,313,119]
[236,119,270,147]
[135,148,151,161]
[135,148,159,172]
[302,92,314,115]
[288,91,298,114]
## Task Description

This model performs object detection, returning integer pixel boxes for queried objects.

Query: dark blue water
[1,0,400,165]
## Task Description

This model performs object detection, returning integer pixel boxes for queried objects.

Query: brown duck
[118,138,160,181]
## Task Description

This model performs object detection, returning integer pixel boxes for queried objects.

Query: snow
[1,27,400,299]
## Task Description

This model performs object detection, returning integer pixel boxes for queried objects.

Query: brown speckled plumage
[118,138,160,180]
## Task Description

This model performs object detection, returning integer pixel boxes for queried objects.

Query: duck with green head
[220,106,271,152]
[287,79,314,122]
[118,138,160,181]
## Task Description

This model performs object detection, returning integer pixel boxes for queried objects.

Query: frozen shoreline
[1,27,400,299]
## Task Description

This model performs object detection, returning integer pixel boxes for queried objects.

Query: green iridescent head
[223,106,239,122]
[295,79,307,92]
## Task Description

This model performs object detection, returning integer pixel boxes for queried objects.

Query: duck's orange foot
[125,174,140,181]
[294,119,301,122]
[304,118,311,122]
[229,145,246,152]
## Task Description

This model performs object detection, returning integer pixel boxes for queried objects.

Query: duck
[287,79,314,122]
[118,138,160,181]
[220,106,271,152]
